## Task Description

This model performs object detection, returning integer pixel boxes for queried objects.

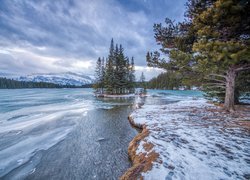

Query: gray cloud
[0,0,186,79]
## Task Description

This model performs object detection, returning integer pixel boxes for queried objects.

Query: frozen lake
[0,88,206,179]
[0,88,139,179]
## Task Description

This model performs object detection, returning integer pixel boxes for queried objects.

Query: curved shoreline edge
[120,98,250,180]
[120,115,159,180]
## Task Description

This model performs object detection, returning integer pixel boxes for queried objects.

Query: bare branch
[206,85,226,89]
[235,64,250,72]
[204,88,226,93]
[208,73,227,79]
[205,82,226,86]
[204,77,226,84]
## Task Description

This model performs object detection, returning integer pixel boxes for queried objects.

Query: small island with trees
[94,39,136,97]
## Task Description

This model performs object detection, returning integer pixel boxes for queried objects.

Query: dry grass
[143,142,154,152]
[120,117,159,180]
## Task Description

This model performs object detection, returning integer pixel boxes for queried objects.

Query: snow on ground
[130,97,250,180]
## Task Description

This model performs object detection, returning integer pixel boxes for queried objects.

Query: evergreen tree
[94,57,102,92]
[140,72,146,91]
[112,44,118,94]
[100,57,105,93]
[104,39,115,94]
[105,57,114,94]
[124,57,130,93]
[118,44,127,94]
[128,57,136,93]
[192,0,250,111]
[146,0,250,111]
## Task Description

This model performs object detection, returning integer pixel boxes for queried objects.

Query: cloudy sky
[0,0,186,80]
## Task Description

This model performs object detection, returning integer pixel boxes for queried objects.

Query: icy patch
[131,96,250,179]
[0,90,93,178]
[0,127,71,177]
[96,137,106,142]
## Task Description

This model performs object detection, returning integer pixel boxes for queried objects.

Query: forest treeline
[94,39,136,94]
[147,72,187,90]
[0,77,92,89]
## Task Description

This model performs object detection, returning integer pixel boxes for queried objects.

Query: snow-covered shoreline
[121,97,250,180]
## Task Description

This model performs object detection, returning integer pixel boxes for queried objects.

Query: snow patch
[131,96,250,179]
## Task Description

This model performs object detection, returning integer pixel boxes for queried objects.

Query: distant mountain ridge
[13,72,94,86]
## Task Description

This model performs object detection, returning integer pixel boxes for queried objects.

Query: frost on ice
[130,97,250,180]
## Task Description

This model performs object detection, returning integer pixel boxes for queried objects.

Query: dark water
[0,89,137,180]
[27,108,136,180]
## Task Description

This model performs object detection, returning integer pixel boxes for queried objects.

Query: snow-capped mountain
[14,72,94,86]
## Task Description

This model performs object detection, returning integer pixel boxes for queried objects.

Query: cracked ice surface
[131,96,250,180]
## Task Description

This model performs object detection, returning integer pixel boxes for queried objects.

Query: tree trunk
[224,67,236,112]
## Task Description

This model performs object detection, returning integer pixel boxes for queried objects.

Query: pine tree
[94,57,102,92]
[140,72,146,91]
[104,39,115,94]
[105,57,113,94]
[113,44,120,94]
[119,44,127,94]
[128,57,136,93]
[192,0,250,111]
[146,0,250,111]
[100,57,105,93]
